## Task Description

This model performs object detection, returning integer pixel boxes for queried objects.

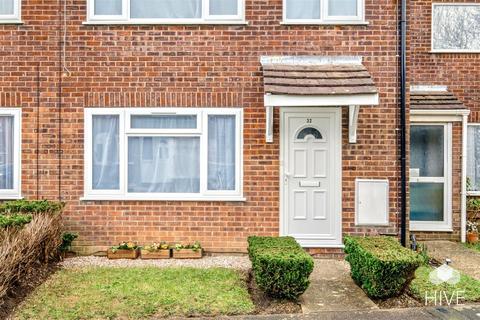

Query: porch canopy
[261,56,379,143]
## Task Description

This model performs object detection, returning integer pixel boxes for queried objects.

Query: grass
[14,267,255,320]
[409,265,480,303]
[464,242,480,253]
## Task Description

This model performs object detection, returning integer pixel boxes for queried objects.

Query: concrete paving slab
[423,241,480,280]
[299,259,378,313]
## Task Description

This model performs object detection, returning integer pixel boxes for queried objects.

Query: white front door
[280,108,342,247]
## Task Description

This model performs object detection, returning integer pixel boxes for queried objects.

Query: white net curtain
[0,116,14,190]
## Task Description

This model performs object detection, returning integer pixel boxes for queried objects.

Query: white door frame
[279,107,343,247]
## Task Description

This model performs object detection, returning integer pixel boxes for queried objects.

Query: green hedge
[344,236,422,299]
[247,236,314,299]
[0,200,64,214]
[0,200,64,229]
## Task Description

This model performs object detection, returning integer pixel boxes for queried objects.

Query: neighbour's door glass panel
[410,125,444,177]
[410,182,444,222]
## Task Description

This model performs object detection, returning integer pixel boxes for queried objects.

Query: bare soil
[373,291,422,309]
[0,262,58,319]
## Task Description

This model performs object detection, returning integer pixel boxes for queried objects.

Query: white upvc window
[0,108,21,199]
[467,124,480,195]
[83,108,244,201]
[86,0,245,24]
[409,123,452,231]
[283,0,365,25]
[0,0,21,23]
[432,3,480,53]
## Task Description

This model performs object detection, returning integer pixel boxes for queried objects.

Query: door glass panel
[410,125,444,177]
[296,127,322,140]
[410,183,444,221]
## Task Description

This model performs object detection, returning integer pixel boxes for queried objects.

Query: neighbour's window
[84,108,243,201]
[284,0,364,24]
[467,124,480,193]
[88,0,244,23]
[432,3,480,52]
[0,0,21,22]
[0,108,21,199]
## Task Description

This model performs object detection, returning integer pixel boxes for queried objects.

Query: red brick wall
[409,0,480,241]
[0,0,402,254]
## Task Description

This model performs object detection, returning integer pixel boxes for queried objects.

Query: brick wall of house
[0,0,403,254]
[409,0,480,241]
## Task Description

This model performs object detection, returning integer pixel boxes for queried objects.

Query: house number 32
[306,119,312,123]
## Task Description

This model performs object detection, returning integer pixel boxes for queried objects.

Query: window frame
[409,122,453,232]
[467,123,480,195]
[282,0,366,25]
[0,0,21,24]
[86,0,245,24]
[431,3,480,53]
[0,108,21,200]
[83,107,244,201]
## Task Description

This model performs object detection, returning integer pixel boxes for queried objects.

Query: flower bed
[0,200,64,304]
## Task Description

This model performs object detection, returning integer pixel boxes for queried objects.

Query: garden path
[299,259,378,313]
[423,241,480,280]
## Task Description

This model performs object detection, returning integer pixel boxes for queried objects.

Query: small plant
[59,232,78,253]
[110,242,138,253]
[174,241,202,252]
[467,220,478,234]
[417,243,429,265]
[143,242,169,252]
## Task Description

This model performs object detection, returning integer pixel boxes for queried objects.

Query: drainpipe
[399,0,407,247]
[461,114,468,243]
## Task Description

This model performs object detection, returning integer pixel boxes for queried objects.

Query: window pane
[433,5,480,51]
[94,0,122,16]
[208,115,236,191]
[128,137,200,193]
[92,115,120,190]
[209,0,237,15]
[0,0,14,15]
[0,116,14,190]
[131,0,202,19]
[131,115,197,129]
[410,125,444,177]
[286,0,320,19]
[467,126,480,191]
[328,0,357,16]
[410,183,444,221]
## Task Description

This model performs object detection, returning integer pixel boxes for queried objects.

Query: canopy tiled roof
[262,63,377,96]
[410,90,466,110]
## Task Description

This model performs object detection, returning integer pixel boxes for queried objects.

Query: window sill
[80,195,247,202]
[0,194,23,200]
[409,225,453,232]
[0,20,23,25]
[280,20,369,26]
[430,50,480,54]
[82,20,249,26]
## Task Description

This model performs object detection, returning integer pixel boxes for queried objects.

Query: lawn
[409,265,480,303]
[14,267,255,320]
[464,242,480,253]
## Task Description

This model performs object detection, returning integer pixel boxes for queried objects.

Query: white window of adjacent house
[0,108,21,199]
[87,0,245,24]
[283,0,365,24]
[0,0,21,23]
[467,124,480,195]
[409,123,452,231]
[83,108,244,201]
[432,3,480,53]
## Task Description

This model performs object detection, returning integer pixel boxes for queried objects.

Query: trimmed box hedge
[247,236,314,299]
[344,236,422,299]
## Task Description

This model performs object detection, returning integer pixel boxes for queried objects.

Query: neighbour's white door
[280,108,342,247]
